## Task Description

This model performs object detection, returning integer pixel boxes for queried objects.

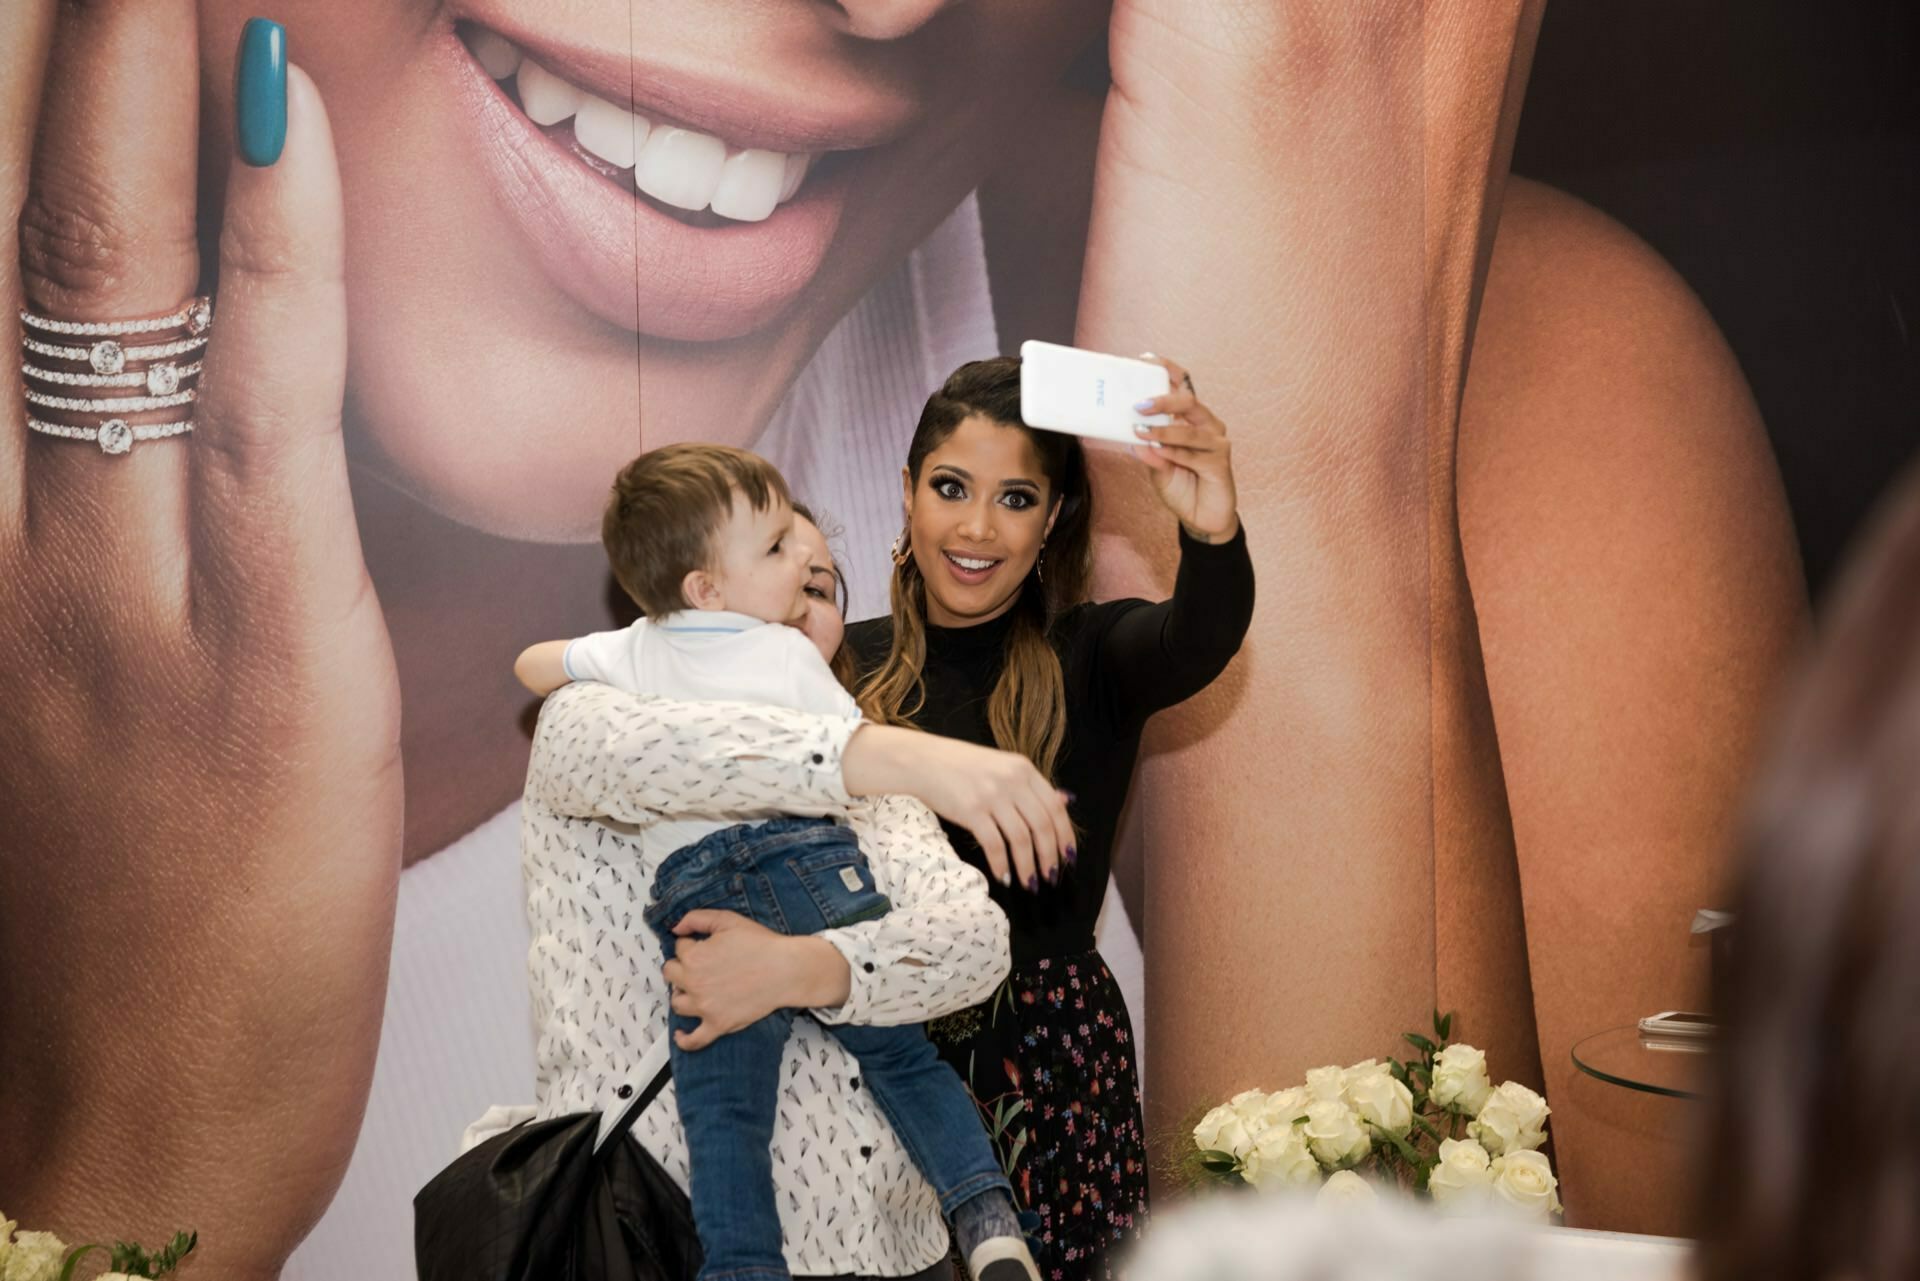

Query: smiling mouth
[459,25,819,226]
[944,550,1003,575]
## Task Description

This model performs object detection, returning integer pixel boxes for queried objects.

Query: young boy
[516,443,1037,1281]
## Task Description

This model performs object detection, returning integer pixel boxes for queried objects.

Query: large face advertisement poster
[1,2,1913,1280]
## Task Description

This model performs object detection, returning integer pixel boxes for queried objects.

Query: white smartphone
[1019,340,1172,445]
[1637,1010,1717,1038]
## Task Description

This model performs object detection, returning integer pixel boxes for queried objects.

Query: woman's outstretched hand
[0,5,400,1275]
[1131,353,1240,544]
[841,724,1075,893]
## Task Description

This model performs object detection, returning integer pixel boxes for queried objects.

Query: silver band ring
[24,386,197,414]
[27,416,193,455]
[24,334,209,366]
[20,297,212,338]
[24,359,203,391]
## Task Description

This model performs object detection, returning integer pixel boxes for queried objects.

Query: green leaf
[1439,1012,1454,1042]
[57,1245,105,1281]
[1388,1058,1411,1087]
[1196,1148,1241,1172]
[1413,1115,1445,1143]
[1371,1122,1426,1170]
[156,1231,197,1276]
[1005,1130,1028,1177]
[1403,1032,1437,1056]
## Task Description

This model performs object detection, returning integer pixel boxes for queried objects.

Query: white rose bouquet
[1182,1012,1562,1219]
[0,1213,197,1281]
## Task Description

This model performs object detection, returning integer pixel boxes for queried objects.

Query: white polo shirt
[562,610,863,856]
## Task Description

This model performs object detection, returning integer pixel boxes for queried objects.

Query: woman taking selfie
[845,355,1253,1276]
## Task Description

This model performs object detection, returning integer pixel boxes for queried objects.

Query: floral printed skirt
[927,950,1149,1281]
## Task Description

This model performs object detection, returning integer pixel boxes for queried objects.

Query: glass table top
[1570,1025,1713,1100]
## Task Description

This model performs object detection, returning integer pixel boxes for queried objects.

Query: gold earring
[890,529,910,567]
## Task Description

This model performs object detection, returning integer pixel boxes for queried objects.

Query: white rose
[0,1213,13,1269]
[1194,1102,1257,1160]
[1342,1058,1388,1088]
[1,1230,68,1281]
[1305,1065,1348,1102]
[1426,1137,1494,1211]
[1430,1043,1494,1115]
[1251,1086,1311,1133]
[1316,1169,1378,1206]
[1471,1081,1551,1156]
[1490,1149,1563,1219]
[1346,1071,1415,1139]
[1226,1090,1276,1143]
[1302,1099,1373,1169]
[1242,1121,1321,1192]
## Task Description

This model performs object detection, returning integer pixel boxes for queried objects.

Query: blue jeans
[645,817,1010,1281]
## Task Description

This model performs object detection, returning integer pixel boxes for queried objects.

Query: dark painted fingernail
[1045,864,1059,885]
[237,18,288,167]
[1065,846,1078,865]
[1026,874,1039,892]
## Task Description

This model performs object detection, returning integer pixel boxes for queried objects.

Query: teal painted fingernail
[236,18,288,167]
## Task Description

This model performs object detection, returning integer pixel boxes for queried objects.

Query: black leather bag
[414,1067,701,1281]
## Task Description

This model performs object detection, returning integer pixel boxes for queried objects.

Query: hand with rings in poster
[0,6,395,1271]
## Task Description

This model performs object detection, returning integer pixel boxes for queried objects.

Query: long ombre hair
[856,357,1093,780]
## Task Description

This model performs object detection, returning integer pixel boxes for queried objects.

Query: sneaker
[968,1234,1040,1281]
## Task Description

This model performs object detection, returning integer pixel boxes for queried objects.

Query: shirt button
[616,1084,634,1099]
[810,752,825,765]
[849,1076,861,1090]
[860,1145,873,1159]
[862,962,875,973]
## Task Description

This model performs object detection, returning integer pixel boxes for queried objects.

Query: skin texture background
[0,1,1911,1271]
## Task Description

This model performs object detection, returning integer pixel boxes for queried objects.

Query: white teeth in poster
[469,29,813,222]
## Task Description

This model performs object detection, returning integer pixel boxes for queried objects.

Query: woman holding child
[510,498,1062,1281]
[511,453,1048,1281]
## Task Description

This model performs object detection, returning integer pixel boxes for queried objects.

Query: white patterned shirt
[519,680,1010,1276]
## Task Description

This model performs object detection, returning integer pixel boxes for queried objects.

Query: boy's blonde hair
[602,444,790,617]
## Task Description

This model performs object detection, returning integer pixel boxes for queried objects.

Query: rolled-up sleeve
[811,795,1011,1028]
[528,681,859,824]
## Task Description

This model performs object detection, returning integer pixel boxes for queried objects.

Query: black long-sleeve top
[845,526,1255,966]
